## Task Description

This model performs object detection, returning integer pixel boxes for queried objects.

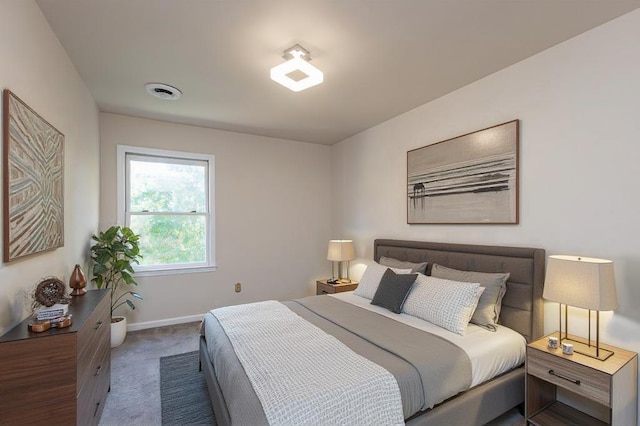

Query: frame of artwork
[407,120,519,224]
[3,90,64,262]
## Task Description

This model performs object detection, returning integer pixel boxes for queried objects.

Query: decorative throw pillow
[402,274,483,335]
[431,264,510,331]
[353,263,412,300]
[370,269,418,314]
[379,256,428,274]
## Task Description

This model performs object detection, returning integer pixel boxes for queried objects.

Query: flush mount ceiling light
[270,44,323,92]
[144,83,182,100]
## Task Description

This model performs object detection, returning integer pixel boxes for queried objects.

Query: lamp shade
[327,240,356,262]
[543,255,617,311]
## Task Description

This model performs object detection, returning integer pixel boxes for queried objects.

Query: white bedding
[330,291,526,387]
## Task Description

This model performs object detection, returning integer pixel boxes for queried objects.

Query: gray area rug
[160,351,216,425]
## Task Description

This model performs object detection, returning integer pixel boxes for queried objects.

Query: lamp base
[557,333,614,361]
[338,278,352,283]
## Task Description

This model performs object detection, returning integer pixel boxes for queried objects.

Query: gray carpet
[100,322,202,426]
[160,351,216,425]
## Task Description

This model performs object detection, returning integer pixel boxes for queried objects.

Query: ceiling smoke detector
[145,83,182,100]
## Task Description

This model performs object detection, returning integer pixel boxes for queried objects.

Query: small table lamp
[327,240,356,283]
[543,255,617,361]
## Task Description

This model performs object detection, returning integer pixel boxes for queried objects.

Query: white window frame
[117,145,216,276]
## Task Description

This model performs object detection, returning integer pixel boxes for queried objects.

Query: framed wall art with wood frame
[3,90,64,262]
[407,120,519,224]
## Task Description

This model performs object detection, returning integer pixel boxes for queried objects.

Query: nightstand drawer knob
[549,369,581,385]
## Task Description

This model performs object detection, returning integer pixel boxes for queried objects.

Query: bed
[199,239,545,425]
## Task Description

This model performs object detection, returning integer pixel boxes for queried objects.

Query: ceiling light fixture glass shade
[270,45,323,92]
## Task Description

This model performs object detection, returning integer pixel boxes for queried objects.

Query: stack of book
[33,303,72,329]
[36,303,69,321]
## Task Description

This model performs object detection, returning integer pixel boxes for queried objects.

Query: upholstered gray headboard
[374,239,545,343]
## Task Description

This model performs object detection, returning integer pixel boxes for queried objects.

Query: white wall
[100,113,331,326]
[333,8,640,416]
[0,1,100,335]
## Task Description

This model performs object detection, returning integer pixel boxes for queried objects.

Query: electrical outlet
[235,282,241,293]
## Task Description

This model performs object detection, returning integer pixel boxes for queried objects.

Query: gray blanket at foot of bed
[202,296,472,424]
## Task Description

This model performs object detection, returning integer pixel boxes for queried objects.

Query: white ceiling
[36,0,639,145]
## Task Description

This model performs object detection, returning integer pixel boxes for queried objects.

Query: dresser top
[0,289,109,343]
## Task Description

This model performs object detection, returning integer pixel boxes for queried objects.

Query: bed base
[405,367,524,425]
[200,335,231,426]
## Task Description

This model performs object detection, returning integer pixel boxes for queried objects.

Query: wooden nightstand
[316,280,359,295]
[526,332,637,426]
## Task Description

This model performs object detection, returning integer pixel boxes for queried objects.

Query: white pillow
[353,262,412,300]
[401,274,484,335]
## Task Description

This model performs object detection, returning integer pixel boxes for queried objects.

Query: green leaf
[120,271,135,285]
[95,251,111,265]
[94,275,104,288]
[104,226,119,241]
[92,264,107,278]
[130,292,143,300]
[126,299,136,310]
[111,242,127,252]
[114,259,129,272]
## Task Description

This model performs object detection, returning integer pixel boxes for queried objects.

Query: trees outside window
[117,145,215,273]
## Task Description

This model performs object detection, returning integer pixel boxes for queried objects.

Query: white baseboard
[127,313,205,332]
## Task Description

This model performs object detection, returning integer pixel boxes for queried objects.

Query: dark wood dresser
[0,289,111,425]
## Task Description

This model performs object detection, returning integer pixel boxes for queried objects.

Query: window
[117,145,215,275]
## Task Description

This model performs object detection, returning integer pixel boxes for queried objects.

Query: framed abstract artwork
[3,90,64,262]
[407,120,519,224]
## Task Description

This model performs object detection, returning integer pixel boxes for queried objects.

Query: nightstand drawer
[528,348,610,406]
[317,282,335,294]
[316,280,359,295]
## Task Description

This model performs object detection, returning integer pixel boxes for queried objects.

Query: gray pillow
[431,264,510,330]
[379,256,427,274]
[353,263,412,300]
[370,269,417,314]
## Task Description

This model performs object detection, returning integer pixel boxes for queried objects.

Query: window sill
[134,265,217,277]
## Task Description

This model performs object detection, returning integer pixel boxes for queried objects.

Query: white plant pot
[111,316,127,348]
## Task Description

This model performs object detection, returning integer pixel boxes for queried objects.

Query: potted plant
[90,225,143,347]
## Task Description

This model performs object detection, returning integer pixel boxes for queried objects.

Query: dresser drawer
[77,338,111,426]
[78,324,111,396]
[527,348,611,406]
[77,293,110,385]
[0,334,77,424]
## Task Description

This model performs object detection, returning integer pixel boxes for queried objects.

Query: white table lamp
[543,255,617,360]
[327,240,356,283]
